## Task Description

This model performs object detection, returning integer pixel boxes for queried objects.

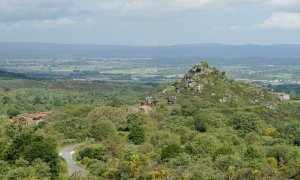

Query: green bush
[7,109,20,118]
[190,168,222,180]
[161,143,182,161]
[230,112,260,134]
[194,117,207,132]
[171,153,192,166]
[2,96,9,105]
[244,146,261,159]
[126,113,144,130]
[3,132,59,179]
[186,134,219,157]
[128,126,145,145]
[91,118,117,141]
[78,145,106,161]
[213,145,235,161]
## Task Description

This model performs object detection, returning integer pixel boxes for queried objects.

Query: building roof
[30,112,48,119]
[13,112,49,126]
[139,105,151,110]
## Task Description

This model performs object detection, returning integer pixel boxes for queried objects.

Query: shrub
[213,145,235,161]
[91,118,117,141]
[87,106,126,130]
[128,126,145,145]
[244,147,261,159]
[88,162,105,176]
[7,109,20,118]
[263,128,276,136]
[2,96,9,104]
[214,155,242,172]
[195,112,227,128]
[54,117,89,139]
[126,113,144,130]
[230,112,260,135]
[293,128,300,146]
[161,143,182,161]
[171,153,192,166]
[194,118,207,132]
[186,134,219,157]
[78,145,106,161]
[190,168,222,180]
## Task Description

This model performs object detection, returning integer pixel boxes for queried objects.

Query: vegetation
[0,62,299,179]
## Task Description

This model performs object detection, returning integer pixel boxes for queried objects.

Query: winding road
[59,144,86,176]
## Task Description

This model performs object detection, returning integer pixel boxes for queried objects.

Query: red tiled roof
[139,105,151,110]
[30,112,48,119]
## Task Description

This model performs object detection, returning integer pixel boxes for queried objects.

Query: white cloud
[230,12,300,31]
[94,0,226,17]
[1,0,300,22]
[0,0,73,21]
[34,17,76,29]
[258,12,300,30]
[266,0,300,10]
[93,0,300,15]
[1,0,300,31]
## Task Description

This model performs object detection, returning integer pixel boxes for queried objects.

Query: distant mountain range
[1,42,300,59]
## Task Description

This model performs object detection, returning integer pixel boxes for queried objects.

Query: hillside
[0,62,299,179]
[153,62,277,110]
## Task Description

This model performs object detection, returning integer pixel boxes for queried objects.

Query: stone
[195,84,204,92]
[168,96,177,104]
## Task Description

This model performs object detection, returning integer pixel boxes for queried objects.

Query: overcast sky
[0,0,300,45]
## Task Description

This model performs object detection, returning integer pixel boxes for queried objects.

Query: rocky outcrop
[145,97,160,106]
[168,96,177,104]
[191,63,212,76]
[174,62,214,94]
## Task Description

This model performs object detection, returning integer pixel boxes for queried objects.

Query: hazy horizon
[1,42,300,46]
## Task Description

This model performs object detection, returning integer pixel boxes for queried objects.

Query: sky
[0,0,300,45]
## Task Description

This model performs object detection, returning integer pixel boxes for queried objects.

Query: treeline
[0,70,28,79]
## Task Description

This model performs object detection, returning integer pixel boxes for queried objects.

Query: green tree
[161,143,182,161]
[78,145,106,160]
[3,132,59,179]
[91,119,117,141]
[230,112,260,134]
[128,126,145,145]
[2,96,9,105]
[126,113,144,130]
[194,117,207,132]
[212,145,235,161]
[87,106,126,130]
[7,109,20,118]
[186,134,219,157]
[32,97,42,105]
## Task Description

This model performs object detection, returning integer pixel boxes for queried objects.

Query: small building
[138,104,151,113]
[276,93,290,101]
[13,112,49,126]
[31,112,48,120]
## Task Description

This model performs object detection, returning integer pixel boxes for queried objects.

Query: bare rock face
[177,62,214,93]
[219,97,228,103]
[195,84,204,92]
[191,63,212,76]
[145,97,160,105]
[163,62,225,97]
[188,81,197,88]
[176,84,185,93]
[168,96,177,104]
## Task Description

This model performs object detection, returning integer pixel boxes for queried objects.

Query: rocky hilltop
[146,62,278,109]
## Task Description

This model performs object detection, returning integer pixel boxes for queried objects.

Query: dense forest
[0,62,299,179]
